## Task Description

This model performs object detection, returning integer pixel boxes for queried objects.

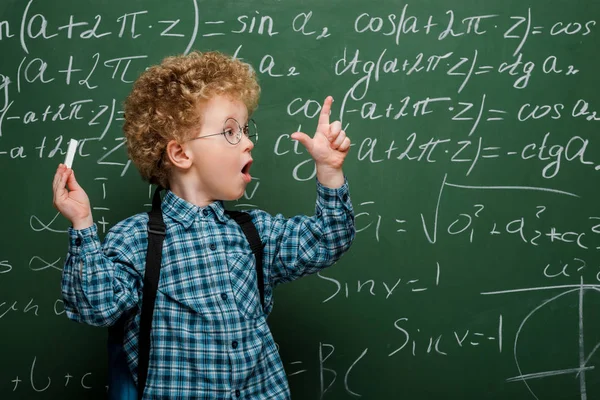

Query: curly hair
[122,50,260,189]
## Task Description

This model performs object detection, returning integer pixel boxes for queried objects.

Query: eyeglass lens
[223,118,258,144]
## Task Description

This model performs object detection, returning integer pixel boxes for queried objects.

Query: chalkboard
[1,0,600,398]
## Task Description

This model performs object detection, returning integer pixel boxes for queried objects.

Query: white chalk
[64,139,78,168]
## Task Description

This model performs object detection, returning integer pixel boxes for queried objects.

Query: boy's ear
[165,140,192,170]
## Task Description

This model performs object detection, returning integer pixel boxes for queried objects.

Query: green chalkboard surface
[2,0,600,398]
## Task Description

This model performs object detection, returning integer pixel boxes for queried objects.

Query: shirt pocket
[227,251,262,321]
[156,260,221,332]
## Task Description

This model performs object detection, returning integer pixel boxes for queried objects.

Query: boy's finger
[53,172,67,206]
[329,121,342,141]
[317,96,333,130]
[339,137,351,152]
[66,169,82,192]
[52,164,65,185]
[52,166,67,194]
[332,130,347,149]
[52,169,61,191]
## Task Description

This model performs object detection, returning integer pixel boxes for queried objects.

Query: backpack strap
[137,186,166,400]
[224,210,265,309]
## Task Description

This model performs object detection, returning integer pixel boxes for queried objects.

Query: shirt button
[75,237,82,246]
[235,389,241,397]
[231,341,238,349]
[221,293,228,300]
[202,209,209,216]
[209,243,216,251]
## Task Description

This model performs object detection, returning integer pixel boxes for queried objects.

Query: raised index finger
[318,96,333,127]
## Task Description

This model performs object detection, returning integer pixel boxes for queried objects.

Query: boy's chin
[223,189,246,203]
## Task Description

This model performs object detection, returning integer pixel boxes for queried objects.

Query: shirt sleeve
[260,178,355,287]
[61,223,142,327]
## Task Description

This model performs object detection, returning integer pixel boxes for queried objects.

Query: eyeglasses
[187,118,258,145]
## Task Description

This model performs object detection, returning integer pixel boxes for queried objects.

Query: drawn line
[234,204,258,208]
[499,314,503,353]
[287,370,307,377]
[579,277,587,399]
[579,342,600,377]
[445,182,579,198]
[482,284,600,295]
[507,366,595,382]
[513,288,581,400]
[345,348,368,397]
[184,0,199,55]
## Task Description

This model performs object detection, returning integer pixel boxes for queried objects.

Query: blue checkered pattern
[61,180,355,399]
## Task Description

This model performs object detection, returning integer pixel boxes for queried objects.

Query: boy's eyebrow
[222,116,249,123]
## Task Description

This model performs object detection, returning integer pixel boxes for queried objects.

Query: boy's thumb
[291,132,312,149]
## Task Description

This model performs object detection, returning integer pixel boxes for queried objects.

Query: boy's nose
[243,134,255,150]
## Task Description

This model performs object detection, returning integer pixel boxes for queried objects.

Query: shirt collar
[162,190,228,228]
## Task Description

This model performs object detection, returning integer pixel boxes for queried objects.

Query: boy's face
[184,94,254,202]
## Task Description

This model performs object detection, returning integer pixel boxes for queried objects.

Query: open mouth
[241,160,252,182]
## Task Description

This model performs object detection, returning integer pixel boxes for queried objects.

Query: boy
[52,51,354,399]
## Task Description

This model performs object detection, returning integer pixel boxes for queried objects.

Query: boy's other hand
[52,164,94,230]
[291,96,351,171]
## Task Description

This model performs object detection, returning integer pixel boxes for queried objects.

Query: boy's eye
[242,125,249,136]
[224,129,236,138]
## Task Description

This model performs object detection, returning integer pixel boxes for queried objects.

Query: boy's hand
[52,164,94,230]
[291,96,350,188]
[291,96,350,170]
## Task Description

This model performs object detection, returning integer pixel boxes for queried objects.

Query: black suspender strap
[137,186,166,400]
[225,210,265,309]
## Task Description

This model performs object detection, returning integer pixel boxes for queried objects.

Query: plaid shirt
[61,180,354,399]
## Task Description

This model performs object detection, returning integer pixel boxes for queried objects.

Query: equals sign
[531,26,544,34]
[203,21,225,37]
